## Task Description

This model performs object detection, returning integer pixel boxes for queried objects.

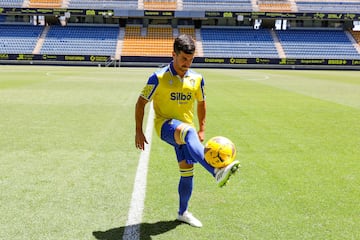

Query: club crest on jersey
[170,92,192,101]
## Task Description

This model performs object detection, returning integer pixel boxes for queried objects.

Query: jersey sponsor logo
[170,92,192,101]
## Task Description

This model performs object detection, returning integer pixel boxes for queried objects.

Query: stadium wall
[1,8,360,70]
[2,54,360,70]
[120,56,360,70]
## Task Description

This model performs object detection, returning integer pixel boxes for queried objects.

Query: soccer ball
[204,136,236,168]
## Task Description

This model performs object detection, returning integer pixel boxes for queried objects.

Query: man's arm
[197,100,206,142]
[135,96,149,150]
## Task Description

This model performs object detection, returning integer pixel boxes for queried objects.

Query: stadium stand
[0,0,24,7]
[178,27,196,39]
[0,24,43,54]
[68,0,138,9]
[276,29,360,59]
[200,28,279,58]
[182,0,253,11]
[121,25,175,56]
[39,25,119,56]
[258,0,293,12]
[28,0,63,8]
[143,0,177,10]
[295,0,360,13]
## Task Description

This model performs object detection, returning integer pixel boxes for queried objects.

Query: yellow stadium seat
[122,26,198,57]
[143,0,177,10]
[259,3,292,12]
[28,0,63,8]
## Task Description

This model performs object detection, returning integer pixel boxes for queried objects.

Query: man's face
[172,51,195,77]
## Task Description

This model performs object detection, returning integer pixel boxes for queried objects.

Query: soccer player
[135,34,240,228]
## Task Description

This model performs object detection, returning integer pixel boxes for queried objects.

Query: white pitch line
[122,103,154,240]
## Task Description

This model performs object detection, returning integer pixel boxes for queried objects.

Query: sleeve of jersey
[197,77,206,101]
[140,74,159,101]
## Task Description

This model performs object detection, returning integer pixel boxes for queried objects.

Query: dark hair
[173,34,195,55]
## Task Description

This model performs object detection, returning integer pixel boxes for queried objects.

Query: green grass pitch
[0,66,359,239]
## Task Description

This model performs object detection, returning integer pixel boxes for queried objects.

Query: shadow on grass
[93,220,182,240]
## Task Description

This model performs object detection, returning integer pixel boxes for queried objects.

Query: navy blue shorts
[160,119,197,164]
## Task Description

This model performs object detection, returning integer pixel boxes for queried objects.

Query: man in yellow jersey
[135,34,240,228]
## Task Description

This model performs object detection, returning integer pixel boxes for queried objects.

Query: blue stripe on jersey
[200,78,205,99]
[147,73,159,85]
[143,73,159,100]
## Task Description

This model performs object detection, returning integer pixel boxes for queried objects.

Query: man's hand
[197,130,205,142]
[135,131,148,150]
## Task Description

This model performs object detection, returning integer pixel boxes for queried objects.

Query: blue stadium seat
[0,0,24,7]
[68,0,138,9]
[276,29,360,59]
[182,0,252,11]
[0,24,43,54]
[201,28,279,58]
[40,25,119,56]
[296,1,360,13]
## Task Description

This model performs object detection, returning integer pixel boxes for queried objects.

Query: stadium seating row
[40,25,119,55]
[28,0,62,8]
[277,29,360,59]
[296,0,360,13]
[67,0,138,10]
[122,25,173,56]
[1,24,360,59]
[122,25,197,56]
[201,28,279,58]
[258,2,293,12]
[143,0,177,10]
[1,0,360,12]
[182,0,252,11]
[0,0,24,7]
[0,24,43,54]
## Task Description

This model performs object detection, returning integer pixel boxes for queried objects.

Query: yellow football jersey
[140,62,205,136]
